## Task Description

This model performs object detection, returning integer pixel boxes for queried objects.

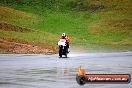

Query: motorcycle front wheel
[59,48,62,58]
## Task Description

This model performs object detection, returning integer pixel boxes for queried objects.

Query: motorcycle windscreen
[58,39,66,46]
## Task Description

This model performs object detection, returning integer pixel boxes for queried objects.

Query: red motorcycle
[58,39,68,58]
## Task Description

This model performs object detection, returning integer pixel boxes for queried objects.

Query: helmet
[62,33,66,37]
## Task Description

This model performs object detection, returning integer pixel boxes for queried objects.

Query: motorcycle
[58,39,68,58]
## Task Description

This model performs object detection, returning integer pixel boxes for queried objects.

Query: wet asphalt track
[0,52,132,88]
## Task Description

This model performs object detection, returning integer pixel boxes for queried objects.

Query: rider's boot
[67,48,70,53]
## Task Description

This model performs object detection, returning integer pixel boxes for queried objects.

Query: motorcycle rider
[60,33,70,53]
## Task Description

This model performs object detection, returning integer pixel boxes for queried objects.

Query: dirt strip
[0,38,57,54]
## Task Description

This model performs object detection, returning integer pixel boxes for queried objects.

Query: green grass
[0,0,132,52]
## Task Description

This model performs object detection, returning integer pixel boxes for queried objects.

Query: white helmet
[62,33,66,37]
